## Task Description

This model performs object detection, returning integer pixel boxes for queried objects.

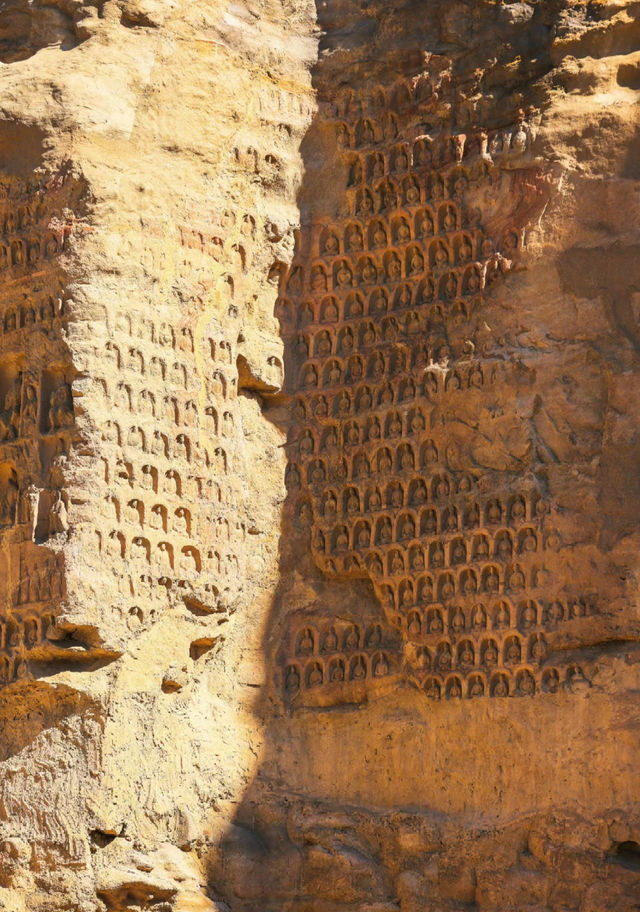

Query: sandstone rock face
[0,1,638,910]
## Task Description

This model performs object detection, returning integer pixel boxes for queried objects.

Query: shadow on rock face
[0,0,82,63]
[0,679,99,763]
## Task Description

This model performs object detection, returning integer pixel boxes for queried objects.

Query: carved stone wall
[0,1,316,908]
[0,1,638,911]
[215,1,640,909]
[0,171,80,686]
[277,84,597,707]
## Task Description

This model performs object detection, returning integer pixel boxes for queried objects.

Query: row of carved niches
[112,312,196,352]
[290,383,494,435]
[304,477,539,524]
[282,651,399,697]
[295,477,547,524]
[326,67,537,160]
[0,232,61,271]
[0,292,63,335]
[317,561,558,609]
[292,351,503,405]
[285,375,507,450]
[315,200,485,251]
[283,661,588,702]
[0,173,81,274]
[289,598,594,660]
[283,253,495,307]
[338,134,526,186]
[0,546,65,687]
[337,161,516,218]
[287,420,510,479]
[333,173,509,236]
[277,617,402,699]
[417,665,590,700]
[371,561,595,619]
[0,363,74,441]
[304,485,541,533]
[282,281,491,342]
[285,230,516,293]
[0,447,74,541]
[278,619,591,704]
[400,598,594,641]
[310,520,546,569]
[117,574,223,609]
[277,248,508,327]
[281,292,480,342]
[281,290,482,345]
[287,433,533,489]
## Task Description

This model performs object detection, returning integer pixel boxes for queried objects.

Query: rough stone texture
[0,1,638,910]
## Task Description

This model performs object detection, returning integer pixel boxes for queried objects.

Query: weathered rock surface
[0,0,638,910]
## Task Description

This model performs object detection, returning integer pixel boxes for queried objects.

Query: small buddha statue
[323,628,338,652]
[469,678,484,698]
[49,492,69,535]
[324,233,339,256]
[437,644,452,672]
[451,607,465,634]
[483,643,498,667]
[397,220,411,243]
[493,676,508,697]
[505,640,521,664]
[425,680,440,700]
[374,656,389,677]
[429,612,443,634]
[285,667,300,692]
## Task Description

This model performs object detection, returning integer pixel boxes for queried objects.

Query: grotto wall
[0,1,638,911]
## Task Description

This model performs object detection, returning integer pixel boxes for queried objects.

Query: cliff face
[0,1,638,910]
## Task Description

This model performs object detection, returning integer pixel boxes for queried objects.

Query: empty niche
[32,488,58,542]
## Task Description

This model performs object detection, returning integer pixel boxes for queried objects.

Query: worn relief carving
[0,0,638,908]
[0,174,82,684]
[275,61,613,708]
